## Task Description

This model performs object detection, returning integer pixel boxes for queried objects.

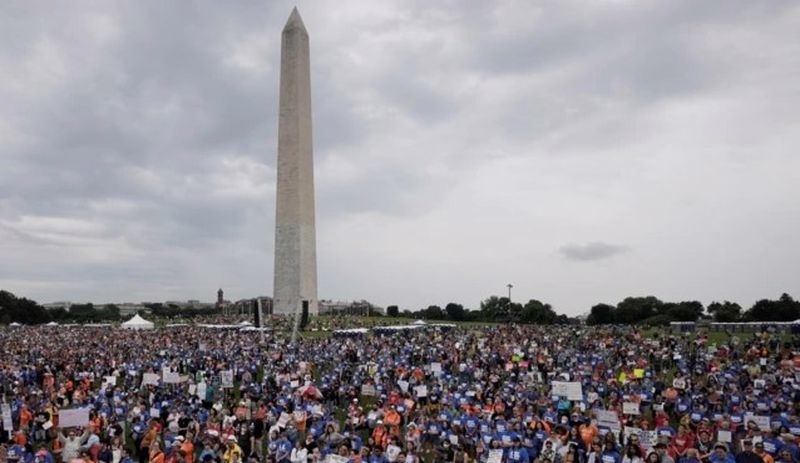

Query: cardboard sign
[2,404,12,438]
[59,408,90,428]
[596,410,620,431]
[277,412,291,428]
[220,370,234,388]
[386,445,401,462]
[718,430,732,443]
[551,381,583,400]
[361,385,377,397]
[414,385,428,398]
[623,402,640,415]
[744,414,771,431]
[142,373,159,386]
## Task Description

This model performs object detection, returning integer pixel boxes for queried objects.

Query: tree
[743,293,800,321]
[480,296,521,322]
[386,305,399,317]
[0,290,51,324]
[521,299,557,324]
[586,303,616,325]
[615,296,664,324]
[707,301,742,322]
[445,303,466,321]
[666,301,704,322]
[420,305,444,320]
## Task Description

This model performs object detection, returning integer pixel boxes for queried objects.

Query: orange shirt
[579,424,598,446]
[180,442,194,463]
[150,451,165,463]
[20,409,33,427]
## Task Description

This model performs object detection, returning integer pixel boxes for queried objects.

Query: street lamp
[507,283,513,301]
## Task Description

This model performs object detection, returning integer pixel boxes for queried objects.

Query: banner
[59,408,90,428]
[551,381,583,400]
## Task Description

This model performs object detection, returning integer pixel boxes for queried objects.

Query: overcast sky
[1,1,799,315]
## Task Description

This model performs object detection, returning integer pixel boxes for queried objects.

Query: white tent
[413,319,427,325]
[45,321,59,326]
[9,322,22,327]
[121,314,154,330]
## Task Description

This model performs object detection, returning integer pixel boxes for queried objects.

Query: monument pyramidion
[273,7,318,316]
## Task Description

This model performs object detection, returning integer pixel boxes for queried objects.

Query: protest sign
[196,382,206,399]
[386,445,401,462]
[59,408,90,428]
[596,410,620,431]
[163,372,181,384]
[430,362,442,374]
[744,414,770,431]
[324,456,348,463]
[551,381,583,400]
[718,430,732,443]
[103,376,116,388]
[623,402,640,415]
[488,449,503,463]
[1,404,12,438]
[361,384,377,397]
[414,385,428,398]
[672,378,686,389]
[142,373,159,386]
[397,380,409,393]
[220,370,234,388]
[278,412,291,428]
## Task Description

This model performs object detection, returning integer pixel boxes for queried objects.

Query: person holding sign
[58,427,90,463]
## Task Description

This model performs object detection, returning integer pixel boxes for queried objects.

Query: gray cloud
[559,242,629,262]
[0,1,798,313]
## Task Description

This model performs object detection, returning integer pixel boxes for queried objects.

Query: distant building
[319,300,350,314]
[42,301,73,310]
[229,296,273,318]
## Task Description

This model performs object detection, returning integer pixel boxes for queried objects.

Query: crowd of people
[0,320,798,463]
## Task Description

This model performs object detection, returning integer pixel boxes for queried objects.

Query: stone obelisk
[273,7,318,316]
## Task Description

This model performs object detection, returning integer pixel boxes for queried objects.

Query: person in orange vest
[371,421,388,449]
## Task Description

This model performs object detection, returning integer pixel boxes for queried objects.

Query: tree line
[387,293,800,326]
[2,289,799,326]
[0,291,220,325]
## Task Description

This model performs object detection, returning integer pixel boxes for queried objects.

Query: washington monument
[273,7,318,316]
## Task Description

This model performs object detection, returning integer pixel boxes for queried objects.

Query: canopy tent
[413,320,427,325]
[121,314,154,330]
[45,321,59,326]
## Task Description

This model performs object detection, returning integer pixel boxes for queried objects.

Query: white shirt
[290,448,308,463]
